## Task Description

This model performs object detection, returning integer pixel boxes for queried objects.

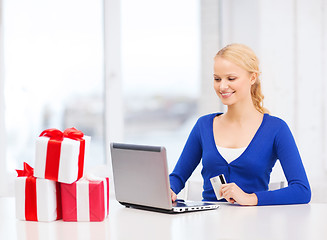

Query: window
[3,0,105,190]
[121,0,200,170]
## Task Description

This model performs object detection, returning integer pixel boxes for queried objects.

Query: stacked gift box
[15,127,109,222]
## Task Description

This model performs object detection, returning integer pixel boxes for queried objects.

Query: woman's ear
[250,73,258,85]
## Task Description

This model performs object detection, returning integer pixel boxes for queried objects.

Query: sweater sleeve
[255,120,311,205]
[169,120,203,194]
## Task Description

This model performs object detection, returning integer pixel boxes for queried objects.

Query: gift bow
[63,127,84,140]
[16,162,34,177]
[40,127,84,141]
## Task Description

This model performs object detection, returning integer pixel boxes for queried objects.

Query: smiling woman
[169,43,311,206]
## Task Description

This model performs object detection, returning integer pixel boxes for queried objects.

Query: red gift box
[61,176,109,221]
[34,127,91,183]
[15,162,62,222]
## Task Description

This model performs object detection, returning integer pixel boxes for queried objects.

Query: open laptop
[110,142,219,213]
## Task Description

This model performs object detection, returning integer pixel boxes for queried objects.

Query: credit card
[210,174,227,200]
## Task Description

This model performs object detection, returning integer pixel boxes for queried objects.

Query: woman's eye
[214,78,221,81]
[228,77,236,81]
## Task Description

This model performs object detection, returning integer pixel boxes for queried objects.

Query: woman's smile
[220,91,235,98]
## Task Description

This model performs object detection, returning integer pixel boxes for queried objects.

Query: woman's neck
[225,102,262,123]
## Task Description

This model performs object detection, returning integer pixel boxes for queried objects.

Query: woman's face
[213,56,256,107]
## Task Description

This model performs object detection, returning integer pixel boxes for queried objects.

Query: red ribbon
[39,128,64,140]
[63,128,84,139]
[40,128,64,181]
[16,162,37,221]
[63,128,86,179]
[25,177,38,221]
[40,127,86,181]
[16,162,34,177]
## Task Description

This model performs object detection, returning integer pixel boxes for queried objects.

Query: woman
[169,43,311,206]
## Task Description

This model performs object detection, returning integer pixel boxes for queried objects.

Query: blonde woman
[169,43,311,206]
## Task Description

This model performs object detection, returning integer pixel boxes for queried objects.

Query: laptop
[110,142,219,213]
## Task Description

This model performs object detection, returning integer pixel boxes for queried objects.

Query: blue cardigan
[169,113,311,205]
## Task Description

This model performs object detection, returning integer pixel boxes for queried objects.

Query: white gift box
[34,128,90,184]
[15,176,61,222]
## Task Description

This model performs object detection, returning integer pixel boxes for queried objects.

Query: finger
[220,183,234,193]
[221,185,232,196]
[171,190,177,202]
[171,194,177,202]
[219,185,225,197]
[222,189,235,203]
[224,195,235,203]
[220,184,229,195]
[220,183,229,189]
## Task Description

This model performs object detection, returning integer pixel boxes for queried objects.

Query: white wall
[259,0,327,184]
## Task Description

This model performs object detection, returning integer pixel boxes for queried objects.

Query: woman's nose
[220,79,229,90]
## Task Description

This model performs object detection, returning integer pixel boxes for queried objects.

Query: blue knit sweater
[169,113,311,205]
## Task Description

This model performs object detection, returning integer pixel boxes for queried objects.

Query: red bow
[40,127,84,141]
[39,128,63,140]
[16,162,34,177]
[63,127,84,140]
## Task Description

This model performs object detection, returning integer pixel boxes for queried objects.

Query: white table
[1,197,326,240]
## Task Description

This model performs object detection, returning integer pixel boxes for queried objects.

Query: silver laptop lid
[110,143,173,210]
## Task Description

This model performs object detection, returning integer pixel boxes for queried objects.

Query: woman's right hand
[170,189,177,202]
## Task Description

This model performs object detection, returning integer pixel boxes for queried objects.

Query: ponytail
[251,80,269,114]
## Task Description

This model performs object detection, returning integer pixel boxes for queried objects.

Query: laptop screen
[110,143,173,210]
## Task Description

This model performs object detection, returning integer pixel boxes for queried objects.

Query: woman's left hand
[220,183,258,206]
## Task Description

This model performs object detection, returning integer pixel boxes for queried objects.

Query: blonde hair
[215,43,269,114]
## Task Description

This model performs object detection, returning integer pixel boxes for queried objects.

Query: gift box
[34,127,91,184]
[61,176,109,221]
[15,162,62,222]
